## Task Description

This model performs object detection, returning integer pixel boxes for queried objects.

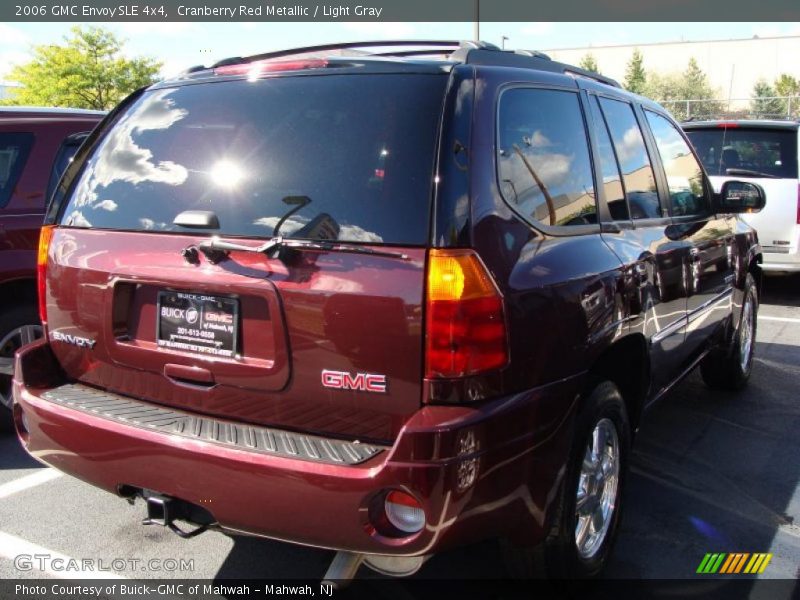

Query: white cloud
[71,89,189,210]
[0,24,29,47]
[65,210,92,228]
[93,200,118,211]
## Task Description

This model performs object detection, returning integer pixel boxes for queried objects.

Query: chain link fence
[658,96,800,122]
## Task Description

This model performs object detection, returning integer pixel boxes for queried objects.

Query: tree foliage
[624,49,646,94]
[579,53,599,74]
[3,26,161,110]
[644,57,722,120]
[751,79,784,118]
[774,73,800,117]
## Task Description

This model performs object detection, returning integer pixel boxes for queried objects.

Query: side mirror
[716,181,766,214]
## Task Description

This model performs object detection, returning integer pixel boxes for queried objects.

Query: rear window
[0,132,34,208]
[60,74,447,244]
[685,126,798,179]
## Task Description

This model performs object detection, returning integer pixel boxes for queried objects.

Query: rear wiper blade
[725,168,777,179]
[194,235,409,263]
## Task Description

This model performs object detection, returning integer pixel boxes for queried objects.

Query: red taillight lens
[214,58,328,77]
[37,225,54,326]
[796,184,800,225]
[425,249,509,379]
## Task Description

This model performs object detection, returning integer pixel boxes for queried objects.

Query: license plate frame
[156,291,239,358]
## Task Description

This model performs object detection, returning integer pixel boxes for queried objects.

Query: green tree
[774,73,800,117]
[645,58,721,120]
[579,53,599,74]
[624,49,646,94]
[751,79,784,118]
[3,26,161,110]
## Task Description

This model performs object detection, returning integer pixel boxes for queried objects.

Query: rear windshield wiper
[724,168,777,178]
[191,235,409,264]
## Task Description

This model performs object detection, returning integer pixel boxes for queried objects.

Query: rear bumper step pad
[41,383,385,466]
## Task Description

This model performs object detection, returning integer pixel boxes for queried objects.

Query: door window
[587,96,629,220]
[645,111,710,216]
[497,88,597,227]
[598,98,661,220]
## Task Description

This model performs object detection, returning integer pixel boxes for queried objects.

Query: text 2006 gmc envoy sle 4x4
[13,41,766,580]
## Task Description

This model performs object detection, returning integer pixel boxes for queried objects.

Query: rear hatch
[44,69,449,442]
[684,123,799,254]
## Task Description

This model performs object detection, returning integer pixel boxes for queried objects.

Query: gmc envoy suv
[12,41,765,580]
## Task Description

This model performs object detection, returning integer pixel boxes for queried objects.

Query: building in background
[0,82,22,101]
[545,35,800,110]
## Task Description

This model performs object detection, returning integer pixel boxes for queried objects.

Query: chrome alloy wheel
[575,418,620,559]
[739,290,755,372]
[0,324,42,408]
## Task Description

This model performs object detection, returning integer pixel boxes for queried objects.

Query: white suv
[684,120,799,273]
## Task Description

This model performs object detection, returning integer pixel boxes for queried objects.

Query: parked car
[683,120,798,272]
[12,41,765,580]
[0,108,104,409]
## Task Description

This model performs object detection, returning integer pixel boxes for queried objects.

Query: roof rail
[211,40,476,67]
[205,40,621,88]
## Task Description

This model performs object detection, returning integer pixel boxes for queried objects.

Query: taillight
[383,491,425,534]
[37,225,54,326]
[425,249,508,379]
[796,184,800,225]
[214,58,328,77]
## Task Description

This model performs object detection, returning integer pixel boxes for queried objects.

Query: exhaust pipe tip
[144,494,171,527]
[362,554,429,577]
[321,552,364,588]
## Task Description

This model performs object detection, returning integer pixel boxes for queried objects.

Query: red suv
[13,42,765,579]
[0,107,103,409]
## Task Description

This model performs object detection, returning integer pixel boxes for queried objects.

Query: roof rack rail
[205,40,621,88]
[212,40,476,67]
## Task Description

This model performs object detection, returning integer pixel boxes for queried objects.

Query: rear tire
[0,305,42,410]
[700,272,758,391]
[504,381,630,579]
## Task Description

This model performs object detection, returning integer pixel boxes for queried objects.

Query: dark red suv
[0,107,103,409]
[12,42,765,579]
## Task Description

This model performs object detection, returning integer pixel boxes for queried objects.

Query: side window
[46,133,89,210]
[587,96,629,221]
[645,111,709,216]
[497,88,597,228]
[598,98,661,220]
[0,133,34,208]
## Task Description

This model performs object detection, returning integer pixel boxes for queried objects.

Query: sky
[1,21,799,80]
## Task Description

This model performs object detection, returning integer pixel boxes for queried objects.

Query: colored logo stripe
[697,553,773,574]
[720,553,749,573]
[744,553,773,574]
[697,553,726,573]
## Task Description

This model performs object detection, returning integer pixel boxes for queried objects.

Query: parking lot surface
[1,275,798,585]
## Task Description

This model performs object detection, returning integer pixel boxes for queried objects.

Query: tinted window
[497,88,597,227]
[645,111,709,216]
[598,98,661,220]
[684,126,798,179]
[60,75,447,244]
[0,132,34,208]
[46,133,89,210]
[588,96,628,221]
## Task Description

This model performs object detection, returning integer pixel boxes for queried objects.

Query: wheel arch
[583,333,650,434]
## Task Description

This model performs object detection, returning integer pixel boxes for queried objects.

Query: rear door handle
[164,364,215,388]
